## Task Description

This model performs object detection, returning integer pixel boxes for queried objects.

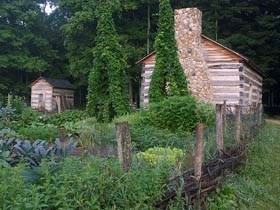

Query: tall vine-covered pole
[87,0,129,122]
[149,0,188,103]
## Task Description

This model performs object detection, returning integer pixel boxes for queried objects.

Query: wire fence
[78,103,263,173]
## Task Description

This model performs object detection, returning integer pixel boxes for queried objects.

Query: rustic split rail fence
[115,103,263,209]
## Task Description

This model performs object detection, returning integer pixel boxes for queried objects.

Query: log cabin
[137,8,263,107]
[30,77,75,113]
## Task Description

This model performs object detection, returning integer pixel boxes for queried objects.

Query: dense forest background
[0,0,279,108]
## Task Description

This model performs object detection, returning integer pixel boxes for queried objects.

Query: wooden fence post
[235,105,241,144]
[116,121,132,172]
[258,104,263,126]
[223,100,227,130]
[194,123,204,181]
[216,104,224,153]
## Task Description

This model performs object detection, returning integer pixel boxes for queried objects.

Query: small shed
[30,77,75,113]
[137,8,264,107]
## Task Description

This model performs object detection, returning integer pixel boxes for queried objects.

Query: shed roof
[136,35,264,77]
[31,77,75,90]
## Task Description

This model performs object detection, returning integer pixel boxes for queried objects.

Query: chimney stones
[174,8,212,101]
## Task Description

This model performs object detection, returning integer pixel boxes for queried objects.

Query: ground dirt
[265,119,280,125]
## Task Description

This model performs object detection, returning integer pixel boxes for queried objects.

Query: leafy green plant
[0,107,15,129]
[0,138,77,167]
[140,96,215,133]
[0,156,172,209]
[143,96,197,132]
[6,94,26,115]
[137,147,184,166]
[12,107,41,129]
[17,124,58,142]
[39,110,87,127]
[0,128,18,139]
[207,185,238,210]
[0,138,15,168]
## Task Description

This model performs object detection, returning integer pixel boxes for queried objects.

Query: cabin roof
[136,35,264,77]
[30,77,75,90]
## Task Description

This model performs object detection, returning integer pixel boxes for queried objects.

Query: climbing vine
[149,0,189,103]
[87,0,129,122]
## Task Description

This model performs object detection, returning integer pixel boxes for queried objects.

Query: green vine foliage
[149,0,189,103]
[87,0,130,122]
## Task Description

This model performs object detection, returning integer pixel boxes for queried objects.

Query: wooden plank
[235,105,241,144]
[194,123,204,181]
[212,87,240,93]
[209,71,240,76]
[211,81,240,86]
[211,76,240,81]
[216,104,224,153]
[213,95,241,101]
[207,63,241,69]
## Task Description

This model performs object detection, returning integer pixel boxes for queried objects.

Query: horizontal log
[207,63,241,69]
[209,71,240,76]
[213,95,241,101]
[211,80,241,86]
[212,87,240,93]
[211,76,240,81]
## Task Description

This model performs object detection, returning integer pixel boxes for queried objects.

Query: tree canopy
[86,0,129,122]
[0,0,279,107]
[149,0,188,103]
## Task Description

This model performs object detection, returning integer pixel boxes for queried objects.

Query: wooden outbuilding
[137,8,264,107]
[30,77,75,113]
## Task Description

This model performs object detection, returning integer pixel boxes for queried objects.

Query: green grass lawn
[207,123,280,210]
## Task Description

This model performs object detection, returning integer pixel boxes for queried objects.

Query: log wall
[140,58,156,107]
[31,80,53,111]
[139,8,263,107]
[31,79,75,112]
[202,38,243,105]
[53,88,75,109]
[241,64,262,106]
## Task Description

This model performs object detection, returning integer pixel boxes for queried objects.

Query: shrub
[143,96,197,132]
[130,125,193,151]
[39,110,87,127]
[17,125,58,142]
[195,100,216,127]
[0,107,15,129]
[141,96,215,133]
[12,107,41,130]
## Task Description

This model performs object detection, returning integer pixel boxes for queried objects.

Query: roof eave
[136,51,156,64]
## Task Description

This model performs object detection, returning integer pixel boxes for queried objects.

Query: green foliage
[208,123,280,209]
[39,110,87,127]
[0,138,77,167]
[17,125,58,142]
[70,120,116,149]
[130,124,192,151]
[196,100,216,126]
[0,157,171,209]
[142,96,215,132]
[87,0,130,122]
[149,0,188,103]
[137,147,184,166]
[0,107,15,129]
[208,184,238,210]
[0,0,65,97]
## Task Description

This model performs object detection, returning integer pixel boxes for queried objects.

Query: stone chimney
[175,8,212,101]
